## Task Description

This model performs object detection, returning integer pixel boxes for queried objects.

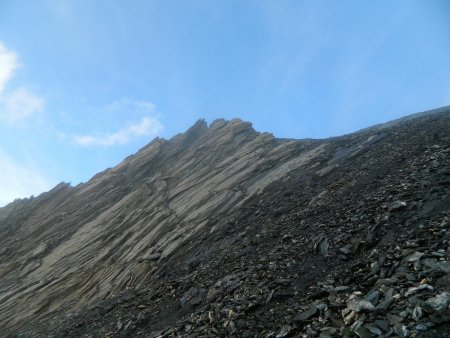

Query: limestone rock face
[1,108,450,337]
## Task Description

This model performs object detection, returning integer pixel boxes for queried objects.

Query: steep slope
[0,118,323,332]
[1,108,449,337]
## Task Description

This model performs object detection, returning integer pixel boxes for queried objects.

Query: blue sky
[0,0,449,206]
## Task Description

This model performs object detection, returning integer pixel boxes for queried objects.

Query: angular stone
[294,306,318,322]
[436,261,450,274]
[421,258,438,269]
[388,201,407,211]
[404,251,424,262]
[366,324,382,335]
[415,324,428,332]
[405,284,434,297]
[317,237,329,256]
[364,290,380,305]
[387,314,402,325]
[351,321,371,338]
[347,295,375,313]
[393,323,409,338]
[425,292,449,313]
[374,319,390,332]
[334,286,350,293]
[376,297,394,312]
[412,306,423,321]
[276,325,292,338]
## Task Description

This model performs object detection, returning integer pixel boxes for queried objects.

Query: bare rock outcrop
[1,107,450,337]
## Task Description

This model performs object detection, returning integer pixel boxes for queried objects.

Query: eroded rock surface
[1,107,450,337]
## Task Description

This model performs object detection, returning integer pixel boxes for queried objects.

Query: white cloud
[74,116,163,147]
[0,149,52,207]
[0,42,19,94]
[0,41,45,125]
[0,88,44,124]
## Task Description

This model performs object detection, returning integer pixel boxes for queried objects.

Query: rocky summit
[1,107,450,338]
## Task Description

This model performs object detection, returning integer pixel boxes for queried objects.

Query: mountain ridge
[3,104,449,210]
[1,107,450,337]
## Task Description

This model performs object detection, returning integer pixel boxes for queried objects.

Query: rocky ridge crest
[0,108,450,337]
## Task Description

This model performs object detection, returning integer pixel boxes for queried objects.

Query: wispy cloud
[0,42,45,125]
[1,88,44,124]
[105,98,156,115]
[0,148,52,207]
[0,42,19,93]
[74,116,162,147]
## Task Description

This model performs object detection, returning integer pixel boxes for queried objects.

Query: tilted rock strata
[0,108,449,337]
[0,118,323,331]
